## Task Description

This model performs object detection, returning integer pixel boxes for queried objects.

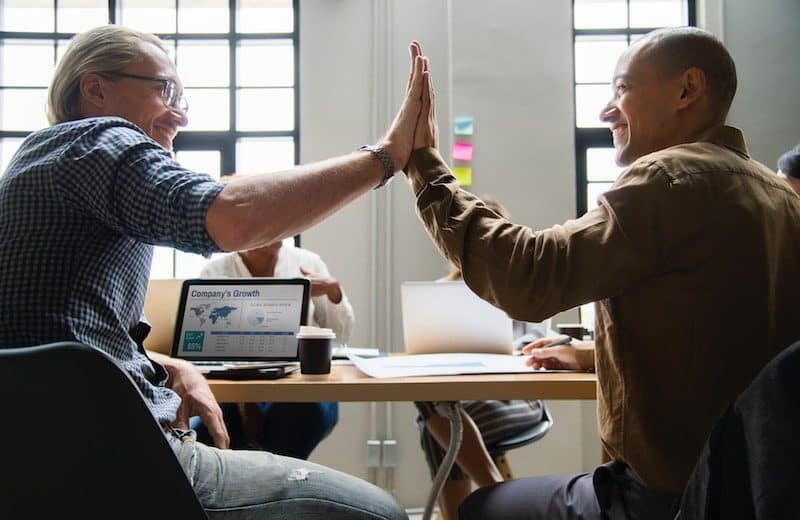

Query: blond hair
[47,25,168,125]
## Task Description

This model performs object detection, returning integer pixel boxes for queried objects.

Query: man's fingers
[208,411,230,449]
[521,338,554,354]
[173,406,189,431]
[406,41,421,92]
[408,55,424,101]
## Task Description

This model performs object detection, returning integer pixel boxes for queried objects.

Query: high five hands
[380,41,439,173]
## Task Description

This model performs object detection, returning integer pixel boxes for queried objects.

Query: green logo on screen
[182,331,205,352]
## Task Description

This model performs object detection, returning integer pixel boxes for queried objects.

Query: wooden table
[208,363,597,520]
[208,363,597,403]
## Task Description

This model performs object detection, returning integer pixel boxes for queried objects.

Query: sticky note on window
[453,166,472,186]
[453,141,473,161]
[454,116,474,135]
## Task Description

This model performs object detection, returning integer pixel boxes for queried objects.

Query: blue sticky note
[454,116,474,136]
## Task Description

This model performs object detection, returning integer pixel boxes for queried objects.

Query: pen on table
[540,335,573,349]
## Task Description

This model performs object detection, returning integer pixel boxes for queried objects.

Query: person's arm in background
[300,258,355,346]
[206,43,427,253]
[147,350,230,449]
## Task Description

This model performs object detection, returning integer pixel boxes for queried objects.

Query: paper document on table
[349,353,546,378]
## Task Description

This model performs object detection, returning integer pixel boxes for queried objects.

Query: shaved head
[634,27,737,125]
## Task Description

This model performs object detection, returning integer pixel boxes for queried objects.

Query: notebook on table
[400,281,514,355]
[169,278,310,372]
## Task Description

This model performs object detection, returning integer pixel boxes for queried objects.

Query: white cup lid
[296,326,336,339]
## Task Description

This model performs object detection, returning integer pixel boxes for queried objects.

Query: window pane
[1,0,54,32]
[57,0,109,33]
[579,303,595,333]
[150,246,175,279]
[574,0,627,30]
[177,40,229,87]
[586,147,623,181]
[1,40,55,87]
[237,40,293,87]
[175,250,209,278]
[1,89,49,131]
[237,88,293,131]
[120,0,177,33]
[56,39,72,65]
[236,137,294,175]
[1,138,25,174]
[175,150,221,179]
[575,84,610,128]
[630,0,688,28]
[587,182,614,208]
[182,88,229,131]
[575,36,628,84]
[178,0,229,33]
[237,0,293,33]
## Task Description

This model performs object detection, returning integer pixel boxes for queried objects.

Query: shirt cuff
[406,147,456,195]
[574,346,596,371]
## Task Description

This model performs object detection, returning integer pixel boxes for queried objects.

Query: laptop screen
[401,281,513,355]
[171,278,310,362]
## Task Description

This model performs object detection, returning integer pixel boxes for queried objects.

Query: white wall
[297,0,800,510]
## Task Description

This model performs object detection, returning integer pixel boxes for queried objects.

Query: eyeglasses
[106,71,189,113]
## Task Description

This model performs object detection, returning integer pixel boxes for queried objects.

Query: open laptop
[169,278,310,371]
[400,281,514,355]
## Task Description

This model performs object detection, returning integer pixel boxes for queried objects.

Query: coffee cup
[297,326,335,379]
[556,323,588,340]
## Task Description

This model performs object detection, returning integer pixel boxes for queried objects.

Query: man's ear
[676,66,707,110]
[79,73,107,111]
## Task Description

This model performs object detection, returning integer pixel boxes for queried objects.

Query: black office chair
[676,339,800,520]
[485,401,554,479]
[0,341,208,520]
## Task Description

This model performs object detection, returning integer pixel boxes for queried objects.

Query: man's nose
[172,108,189,127]
[599,100,617,123]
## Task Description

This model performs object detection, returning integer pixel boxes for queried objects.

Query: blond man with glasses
[0,24,427,519]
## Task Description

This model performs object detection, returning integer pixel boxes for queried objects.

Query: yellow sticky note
[453,166,472,186]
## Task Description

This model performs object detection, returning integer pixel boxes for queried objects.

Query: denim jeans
[167,428,407,519]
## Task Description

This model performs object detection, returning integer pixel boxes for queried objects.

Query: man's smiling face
[599,44,685,167]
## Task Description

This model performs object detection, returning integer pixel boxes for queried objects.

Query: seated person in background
[777,144,800,195]
[404,30,800,519]
[195,233,354,458]
[414,195,552,520]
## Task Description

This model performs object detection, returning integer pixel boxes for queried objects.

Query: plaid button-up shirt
[0,117,224,424]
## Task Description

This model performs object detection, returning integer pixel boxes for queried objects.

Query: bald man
[405,28,800,519]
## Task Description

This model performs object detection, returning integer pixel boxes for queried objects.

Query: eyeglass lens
[162,80,188,112]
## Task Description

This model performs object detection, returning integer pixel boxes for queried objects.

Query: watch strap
[358,144,395,189]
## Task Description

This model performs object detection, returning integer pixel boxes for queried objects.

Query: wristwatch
[358,144,395,189]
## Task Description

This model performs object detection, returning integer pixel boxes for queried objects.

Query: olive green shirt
[406,126,800,493]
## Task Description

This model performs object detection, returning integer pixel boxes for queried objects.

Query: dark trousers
[459,461,680,520]
[192,401,338,459]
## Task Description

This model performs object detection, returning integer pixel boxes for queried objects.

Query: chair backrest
[677,339,800,519]
[0,342,208,519]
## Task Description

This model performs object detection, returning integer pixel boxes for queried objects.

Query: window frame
[0,0,301,276]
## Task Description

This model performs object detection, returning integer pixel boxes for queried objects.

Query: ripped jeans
[166,429,407,520]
